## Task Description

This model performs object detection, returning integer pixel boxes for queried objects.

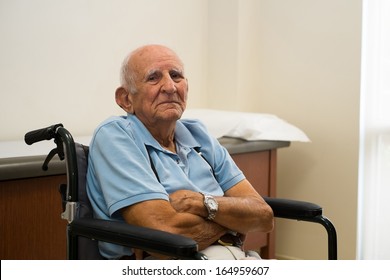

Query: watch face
[208,198,218,210]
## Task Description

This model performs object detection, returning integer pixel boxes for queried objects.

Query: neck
[147,122,177,153]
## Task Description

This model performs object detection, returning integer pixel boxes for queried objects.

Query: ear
[115,87,134,114]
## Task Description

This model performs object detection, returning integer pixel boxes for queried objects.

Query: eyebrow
[139,69,157,83]
[144,69,159,78]
[144,68,184,80]
[170,68,184,74]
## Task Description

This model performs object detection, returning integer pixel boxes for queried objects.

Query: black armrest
[264,197,322,220]
[264,197,337,260]
[69,218,203,259]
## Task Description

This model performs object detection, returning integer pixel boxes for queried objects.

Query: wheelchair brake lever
[54,135,65,161]
[42,148,58,171]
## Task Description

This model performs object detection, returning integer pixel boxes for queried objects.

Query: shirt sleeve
[87,119,168,217]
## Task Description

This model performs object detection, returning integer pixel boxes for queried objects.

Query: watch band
[200,192,218,220]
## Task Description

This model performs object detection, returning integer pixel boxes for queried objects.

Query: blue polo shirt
[86,114,245,259]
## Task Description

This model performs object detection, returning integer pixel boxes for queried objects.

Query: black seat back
[67,143,103,259]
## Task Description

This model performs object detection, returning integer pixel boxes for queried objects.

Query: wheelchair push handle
[24,123,63,145]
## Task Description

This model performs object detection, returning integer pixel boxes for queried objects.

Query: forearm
[122,200,226,251]
[144,215,226,260]
[170,182,274,235]
[159,211,227,250]
[213,195,274,234]
[133,214,225,260]
[173,193,272,234]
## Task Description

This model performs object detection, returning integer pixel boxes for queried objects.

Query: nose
[161,75,177,94]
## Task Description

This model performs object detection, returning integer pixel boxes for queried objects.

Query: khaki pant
[200,245,261,260]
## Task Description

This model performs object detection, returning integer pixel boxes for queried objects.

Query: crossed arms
[121,178,274,252]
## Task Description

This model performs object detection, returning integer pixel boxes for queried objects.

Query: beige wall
[205,0,362,259]
[0,0,362,259]
[0,0,209,140]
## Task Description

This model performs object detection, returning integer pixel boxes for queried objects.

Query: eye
[146,72,161,83]
[170,70,184,82]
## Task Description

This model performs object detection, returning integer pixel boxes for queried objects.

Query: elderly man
[86,44,274,259]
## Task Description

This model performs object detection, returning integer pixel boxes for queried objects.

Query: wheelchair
[25,123,337,260]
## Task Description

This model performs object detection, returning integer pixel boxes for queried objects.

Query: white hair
[119,52,137,94]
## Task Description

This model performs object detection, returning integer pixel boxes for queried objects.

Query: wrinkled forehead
[130,45,184,77]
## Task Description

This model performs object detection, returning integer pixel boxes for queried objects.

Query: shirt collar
[127,114,200,152]
[175,120,201,149]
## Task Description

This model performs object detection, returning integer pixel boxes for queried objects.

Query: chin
[155,109,182,121]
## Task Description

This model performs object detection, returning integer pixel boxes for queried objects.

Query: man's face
[129,46,188,127]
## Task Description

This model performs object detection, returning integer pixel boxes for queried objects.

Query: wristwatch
[200,192,218,221]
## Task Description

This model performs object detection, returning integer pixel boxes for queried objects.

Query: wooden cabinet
[0,175,67,259]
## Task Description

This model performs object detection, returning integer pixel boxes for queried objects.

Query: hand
[169,190,207,218]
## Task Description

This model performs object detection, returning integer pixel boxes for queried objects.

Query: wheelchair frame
[25,124,337,260]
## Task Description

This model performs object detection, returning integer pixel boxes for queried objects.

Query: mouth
[158,100,181,106]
